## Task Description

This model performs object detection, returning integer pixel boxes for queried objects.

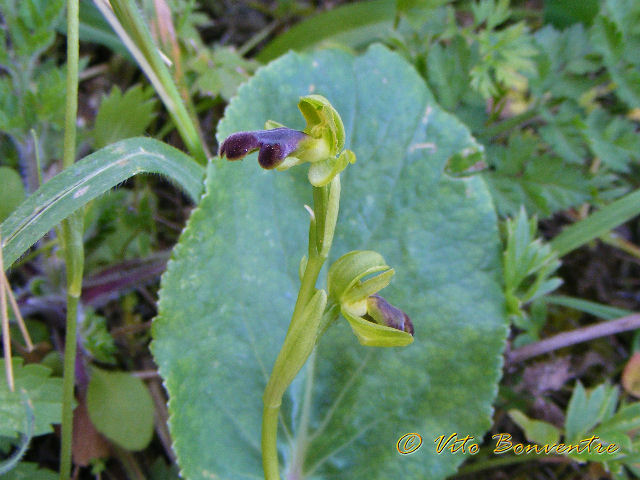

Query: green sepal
[293,95,355,186]
[341,307,414,347]
[328,250,391,304]
[298,94,346,154]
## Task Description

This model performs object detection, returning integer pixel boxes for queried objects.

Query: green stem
[262,255,324,479]
[62,2,79,173]
[59,291,79,480]
[262,403,281,480]
[60,1,84,479]
[261,177,341,480]
[288,350,316,479]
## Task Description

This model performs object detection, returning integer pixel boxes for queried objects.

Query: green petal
[342,268,395,309]
[341,307,414,347]
[307,149,355,187]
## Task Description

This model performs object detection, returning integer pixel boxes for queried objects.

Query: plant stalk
[60,1,84,478]
[262,255,324,480]
[261,178,341,480]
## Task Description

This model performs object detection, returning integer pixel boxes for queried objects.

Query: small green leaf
[565,382,619,442]
[544,0,599,27]
[0,167,25,223]
[191,46,257,101]
[80,309,118,364]
[591,15,624,65]
[508,409,560,446]
[0,462,58,480]
[0,358,62,437]
[585,108,640,173]
[591,10,640,108]
[471,0,510,30]
[470,22,537,98]
[565,382,589,441]
[92,85,157,149]
[539,103,588,165]
[530,25,598,100]
[425,36,473,111]
[503,207,561,319]
[512,298,547,347]
[484,132,592,217]
[87,367,154,451]
[6,0,64,60]
[597,402,640,434]
[83,187,157,269]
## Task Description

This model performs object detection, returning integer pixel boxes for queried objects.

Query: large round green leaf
[152,44,506,479]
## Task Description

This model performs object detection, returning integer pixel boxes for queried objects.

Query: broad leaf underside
[153,45,507,479]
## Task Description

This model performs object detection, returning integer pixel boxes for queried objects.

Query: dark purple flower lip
[219,127,308,169]
[364,294,414,335]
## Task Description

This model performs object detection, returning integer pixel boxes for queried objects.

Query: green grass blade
[256,0,395,63]
[1,138,204,269]
[546,295,633,320]
[93,0,208,164]
[551,189,640,257]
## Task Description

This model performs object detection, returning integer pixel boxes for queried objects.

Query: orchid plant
[218,95,414,479]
